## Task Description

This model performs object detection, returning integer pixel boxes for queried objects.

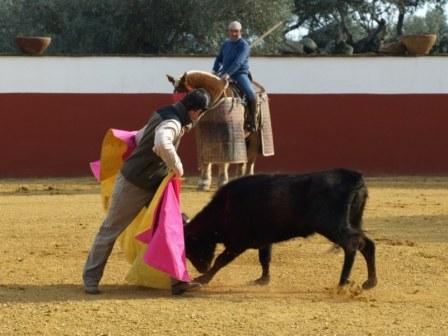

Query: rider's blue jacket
[212,38,250,77]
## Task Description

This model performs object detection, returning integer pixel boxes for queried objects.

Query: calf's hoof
[362,278,377,290]
[253,276,270,286]
[338,279,350,287]
[194,275,211,285]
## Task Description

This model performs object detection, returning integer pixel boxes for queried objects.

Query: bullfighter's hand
[220,73,230,80]
[173,166,184,179]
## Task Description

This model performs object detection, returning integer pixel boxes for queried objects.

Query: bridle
[172,77,231,114]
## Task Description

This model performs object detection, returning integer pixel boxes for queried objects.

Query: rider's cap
[228,21,242,31]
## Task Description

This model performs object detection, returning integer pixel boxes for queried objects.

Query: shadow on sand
[0,283,173,304]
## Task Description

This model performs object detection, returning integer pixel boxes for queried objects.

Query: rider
[212,21,258,132]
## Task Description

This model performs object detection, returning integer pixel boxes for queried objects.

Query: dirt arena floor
[1,176,447,335]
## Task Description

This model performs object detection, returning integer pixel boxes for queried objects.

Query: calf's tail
[348,175,368,231]
[338,174,368,249]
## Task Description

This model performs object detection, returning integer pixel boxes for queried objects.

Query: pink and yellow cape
[90,129,190,289]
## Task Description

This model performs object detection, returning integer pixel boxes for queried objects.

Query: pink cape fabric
[89,129,138,181]
[136,177,191,282]
[89,128,190,281]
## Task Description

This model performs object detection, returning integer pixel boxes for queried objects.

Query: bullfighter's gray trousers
[83,173,155,289]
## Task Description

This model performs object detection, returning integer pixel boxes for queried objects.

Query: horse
[167,70,274,190]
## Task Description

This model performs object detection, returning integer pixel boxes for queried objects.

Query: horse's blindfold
[172,92,188,103]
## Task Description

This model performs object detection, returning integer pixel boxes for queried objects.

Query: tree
[383,0,447,36]
[286,0,447,52]
[289,0,388,52]
[403,6,448,35]
[1,0,447,54]
[12,0,292,54]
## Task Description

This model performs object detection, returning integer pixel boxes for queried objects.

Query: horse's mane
[184,71,228,104]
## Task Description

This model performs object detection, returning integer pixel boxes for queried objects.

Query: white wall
[1,56,448,94]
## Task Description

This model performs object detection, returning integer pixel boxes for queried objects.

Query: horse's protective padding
[196,97,247,164]
[257,90,275,157]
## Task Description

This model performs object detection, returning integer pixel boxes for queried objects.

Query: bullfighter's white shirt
[152,119,184,177]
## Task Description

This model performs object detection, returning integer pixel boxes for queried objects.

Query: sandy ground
[0,176,447,336]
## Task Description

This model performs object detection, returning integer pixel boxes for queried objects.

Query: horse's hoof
[197,184,211,191]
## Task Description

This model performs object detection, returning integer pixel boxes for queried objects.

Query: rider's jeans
[232,73,257,102]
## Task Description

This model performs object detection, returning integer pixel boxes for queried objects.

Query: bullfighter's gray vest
[121,103,189,191]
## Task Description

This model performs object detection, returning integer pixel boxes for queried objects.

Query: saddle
[228,80,246,101]
[226,78,262,133]
[226,75,259,103]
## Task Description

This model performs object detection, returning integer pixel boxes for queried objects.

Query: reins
[202,79,230,113]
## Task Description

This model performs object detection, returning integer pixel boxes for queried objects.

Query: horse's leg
[197,162,212,191]
[245,131,260,176]
[217,163,229,187]
[247,160,256,176]
[236,162,246,177]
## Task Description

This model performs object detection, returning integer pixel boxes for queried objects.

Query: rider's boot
[245,97,258,133]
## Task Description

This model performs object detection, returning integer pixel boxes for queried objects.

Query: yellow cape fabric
[98,129,171,289]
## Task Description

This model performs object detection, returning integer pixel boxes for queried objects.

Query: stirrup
[244,121,257,133]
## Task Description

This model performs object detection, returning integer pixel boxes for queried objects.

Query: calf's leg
[194,248,244,285]
[317,217,359,287]
[338,235,360,287]
[254,245,272,285]
[359,236,377,289]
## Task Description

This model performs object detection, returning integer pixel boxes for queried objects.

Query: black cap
[180,88,211,112]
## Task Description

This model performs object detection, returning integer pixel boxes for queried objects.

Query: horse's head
[167,71,229,104]
[167,73,189,102]
[167,73,190,92]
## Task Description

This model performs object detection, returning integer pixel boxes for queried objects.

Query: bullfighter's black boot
[84,286,101,295]
[171,281,202,295]
[244,97,258,133]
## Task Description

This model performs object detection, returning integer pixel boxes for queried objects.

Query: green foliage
[0,0,293,54]
[0,0,447,54]
[290,0,447,43]
[403,7,448,34]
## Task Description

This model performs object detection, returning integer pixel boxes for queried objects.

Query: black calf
[184,169,377,289]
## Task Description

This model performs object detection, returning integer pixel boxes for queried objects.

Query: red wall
[264,94,448,175]
[2,93,448,177]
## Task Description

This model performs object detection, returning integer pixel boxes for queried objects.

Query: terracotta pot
[400,34,437,55]
[15,36,52,55]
